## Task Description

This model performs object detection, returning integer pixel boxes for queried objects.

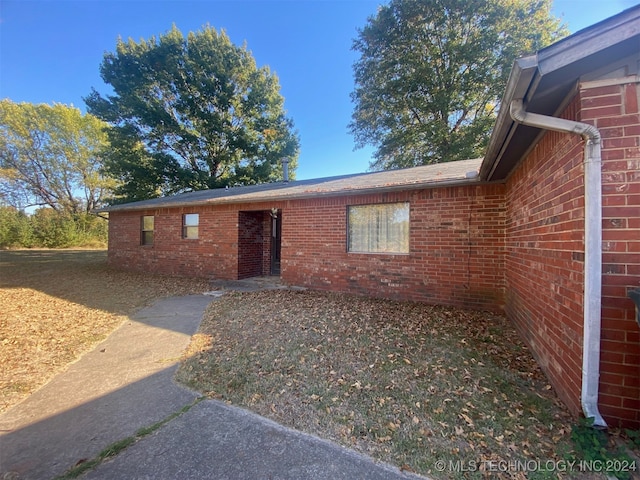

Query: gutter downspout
[509,99,607,428]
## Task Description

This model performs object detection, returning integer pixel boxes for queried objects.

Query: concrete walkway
[0,290,424,480]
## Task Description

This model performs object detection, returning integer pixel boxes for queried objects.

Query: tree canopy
[85,25,300,203]
[0,100,113,214]
[350,0,568,170]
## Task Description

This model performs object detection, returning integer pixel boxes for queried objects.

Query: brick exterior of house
[586,80,639,427]
[106,80,639,428]
[503,80,640,428]
[105,12,640,428]
[504,98,589,421]
[108,184,507,311]
[281,187,506,309]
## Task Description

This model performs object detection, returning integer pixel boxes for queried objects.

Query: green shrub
[0,206,34,248]
[0,207,107,249]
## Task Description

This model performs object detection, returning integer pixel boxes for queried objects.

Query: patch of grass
[177,290,577,479]
[626,429,640,449]
[563,418,639,480]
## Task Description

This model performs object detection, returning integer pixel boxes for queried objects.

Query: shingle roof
[98,158,483,212]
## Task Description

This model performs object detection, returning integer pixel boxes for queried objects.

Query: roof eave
[480,5,640,182]
[479,55,539,181]
[96,176,484,213]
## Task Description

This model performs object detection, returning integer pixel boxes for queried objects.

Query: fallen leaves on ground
[177,289,579,479]
[0,249,210,412]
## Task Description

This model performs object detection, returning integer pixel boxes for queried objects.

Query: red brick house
[101,8,640,428]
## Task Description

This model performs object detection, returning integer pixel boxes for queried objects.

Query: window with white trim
[183,213,199,239]
[141,215,154,245]
[347,202,409,254]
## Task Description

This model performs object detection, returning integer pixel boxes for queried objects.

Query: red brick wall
[108,186,506,311]
[281,185,506,310]
[582,80,640,428]
[505,97,587,420]
[108,206,240,280]
[505,80,640,428]
[238,211,271,279]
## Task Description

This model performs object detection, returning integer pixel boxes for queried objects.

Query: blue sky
[1,0,638,180]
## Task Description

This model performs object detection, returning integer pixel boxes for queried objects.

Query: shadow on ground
[0,292,420,480]
[0,249,210,316]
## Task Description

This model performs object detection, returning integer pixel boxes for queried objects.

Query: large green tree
[0,100,113,214]
[86,25,300,203]
[350,0,568,169]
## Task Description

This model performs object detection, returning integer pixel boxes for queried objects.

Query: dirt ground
[0,249,210,413]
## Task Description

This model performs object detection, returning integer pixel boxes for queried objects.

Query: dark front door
[270,211,282,275]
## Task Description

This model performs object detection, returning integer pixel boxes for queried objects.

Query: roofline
[97,175,486,213]
[480,55,539,180]
[480,5,640,181]
[536,6,640,75]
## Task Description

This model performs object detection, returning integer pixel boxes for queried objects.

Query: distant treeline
[0,207,107,249]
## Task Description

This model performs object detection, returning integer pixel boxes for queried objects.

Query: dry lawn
[0,249,210,412]
[177,289,581,479]
[2,250,636,479]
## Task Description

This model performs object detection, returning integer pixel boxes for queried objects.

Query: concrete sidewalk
[0,292,424,480]
[0,295,211,480]
[82,400,421,480]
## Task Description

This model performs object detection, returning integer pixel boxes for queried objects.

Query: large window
[183,213,199,239]
[347,202,409,254]
[141,215,154,245]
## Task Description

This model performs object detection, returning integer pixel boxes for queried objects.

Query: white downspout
[509,99,607,428]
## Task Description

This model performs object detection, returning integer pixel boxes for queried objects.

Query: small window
[183,213,199,239]
[141,215,154,246]
[348,202,409,254]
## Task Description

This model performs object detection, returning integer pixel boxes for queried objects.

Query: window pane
[142,231,154,246]
[184,213,199,226]
[184,226,198,239]
[348,203,409,254]
[183,214,199,239]
[142,215,154,231]
[141,216,154,245]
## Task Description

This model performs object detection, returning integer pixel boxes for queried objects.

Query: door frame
[270,209,282,276]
